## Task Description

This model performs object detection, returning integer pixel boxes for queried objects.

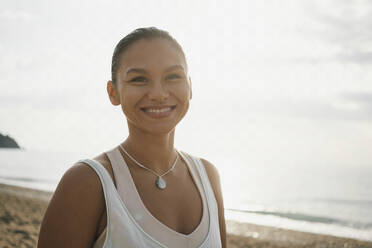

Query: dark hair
[111,27,186,84]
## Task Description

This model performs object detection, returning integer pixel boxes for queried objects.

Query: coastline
[0,183,371,248]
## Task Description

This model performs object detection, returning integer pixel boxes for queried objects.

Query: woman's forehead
[119,38,187,72]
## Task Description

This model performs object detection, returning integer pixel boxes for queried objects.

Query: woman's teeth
[143,107,172,113]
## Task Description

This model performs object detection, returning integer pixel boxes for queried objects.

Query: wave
[226,208,372,230]
[0,175,55,184]
[0,176,57,191]
[308,197,372,206]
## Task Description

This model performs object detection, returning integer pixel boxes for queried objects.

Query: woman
[38,27,226,248]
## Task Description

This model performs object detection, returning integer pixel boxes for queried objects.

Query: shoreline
[1,183,371,248]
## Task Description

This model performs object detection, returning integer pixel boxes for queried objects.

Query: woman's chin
[126,121,176,136]
[142,124,176,135]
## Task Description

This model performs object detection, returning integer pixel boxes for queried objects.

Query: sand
[0,183,371,248]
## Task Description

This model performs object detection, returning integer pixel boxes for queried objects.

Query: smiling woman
[111,37,191,135]
[37,27,226,248]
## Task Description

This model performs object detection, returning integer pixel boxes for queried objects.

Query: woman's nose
[148,80,169,102]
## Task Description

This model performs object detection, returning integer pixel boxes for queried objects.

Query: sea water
[215,154,372,241]
[1,148,371,241]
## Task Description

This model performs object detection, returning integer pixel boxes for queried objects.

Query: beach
[0,183,371,248]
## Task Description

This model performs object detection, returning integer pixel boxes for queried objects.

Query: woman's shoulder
[66,150,117,185]
[196,157,227,246]
[91,151,116,184]
[181,151,221,189]
[38,151,114,247]
[181,151,220,180]
[199,158,219,179]
[198,158,221,195]
[46,150,115,221]
[63,151,115,188]
[50,151,115,211]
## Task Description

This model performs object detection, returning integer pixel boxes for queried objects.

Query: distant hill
[0,133,20,148]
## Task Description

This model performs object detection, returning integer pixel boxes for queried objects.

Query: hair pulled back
[111,27,185,84]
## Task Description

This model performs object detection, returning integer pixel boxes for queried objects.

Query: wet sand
[0,183,371,248]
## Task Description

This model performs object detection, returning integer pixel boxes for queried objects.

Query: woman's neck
[122,128,177,173]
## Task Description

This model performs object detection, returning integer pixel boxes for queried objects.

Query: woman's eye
[130,76,148,83]
[166,74,182,80]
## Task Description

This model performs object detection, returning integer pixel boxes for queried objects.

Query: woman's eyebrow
[165,65,185,72]
[126,68,147,75]
[125,65,185,75]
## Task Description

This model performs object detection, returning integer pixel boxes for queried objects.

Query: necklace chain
[119,144,179,178]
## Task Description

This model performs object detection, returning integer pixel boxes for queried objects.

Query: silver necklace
[119,144,179,190]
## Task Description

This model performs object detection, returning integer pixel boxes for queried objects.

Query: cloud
[342,92,372,109]
[308,0,372,42]
[0,92,80,110]
[293,1,372,65]
[291,51,372,65]
[335,52,372,65]
[0,10,35,21]
[290,91,372,121]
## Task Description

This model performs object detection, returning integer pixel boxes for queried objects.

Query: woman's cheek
[174,82,191,98]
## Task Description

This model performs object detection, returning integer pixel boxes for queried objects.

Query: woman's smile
[140,105,177,119]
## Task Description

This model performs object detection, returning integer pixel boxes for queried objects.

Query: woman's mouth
[140,105,176,118]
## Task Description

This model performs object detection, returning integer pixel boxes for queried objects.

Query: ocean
[1,148,371,241]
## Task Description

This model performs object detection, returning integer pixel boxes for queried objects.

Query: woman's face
[109,38,192,135]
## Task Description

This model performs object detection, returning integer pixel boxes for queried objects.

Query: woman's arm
[38,163,105,248]
[201,159,227,248]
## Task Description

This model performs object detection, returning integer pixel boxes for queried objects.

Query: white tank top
[78,148,222,248]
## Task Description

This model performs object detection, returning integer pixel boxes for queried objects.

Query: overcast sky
[1,0,371,169]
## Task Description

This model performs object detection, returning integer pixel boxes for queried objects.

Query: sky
[1,0,372,170]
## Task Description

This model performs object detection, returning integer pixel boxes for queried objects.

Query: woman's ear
[189,77,193,100]
[107,80,121,106]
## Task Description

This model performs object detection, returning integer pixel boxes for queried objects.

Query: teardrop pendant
[156,177,166,190]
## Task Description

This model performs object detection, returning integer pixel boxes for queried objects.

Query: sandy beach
[0,183,371,248]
